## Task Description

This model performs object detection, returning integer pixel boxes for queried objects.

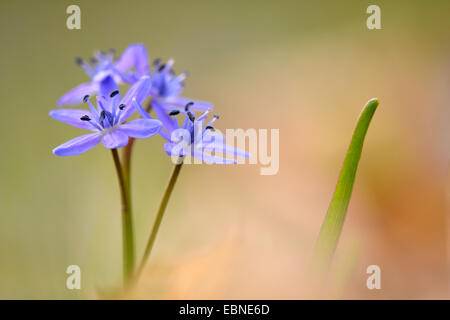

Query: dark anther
[89,58,98,64]
[153,58,161,66]
[118,104,125,110]
[205,126,215,131]
[185,101,194,111]
[169,110,180,116]
[99,110,106,122]
[105,112,114,125]
[187,111,196,122]
[158,64,166,72]
[83,95,90,103]
[110,90,119,98]
[214,114,220,119]
[80,115,91,121]
[99,110,114,126]
[75,57,83,66]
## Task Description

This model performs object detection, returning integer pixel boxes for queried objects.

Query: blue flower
[149,58,214,114]
[51,76,161,156]
[133,100,249,164]
[57,44,149,106]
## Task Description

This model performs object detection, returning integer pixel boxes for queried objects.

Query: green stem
[111,149,135,284]
[310,98,379,273]
[136,161,184,278]
[122,101,153,196]
[119,102,153,283]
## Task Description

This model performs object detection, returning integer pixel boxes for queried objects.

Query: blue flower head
[51,76,161,156]
[133,100,249,164]
[149,58,213,113]
[57,44,149,106]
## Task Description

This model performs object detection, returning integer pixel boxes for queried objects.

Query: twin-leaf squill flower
[57,44,149,106]
[50,76,161,156]
[133,100,249,164]
[149,58,213,117]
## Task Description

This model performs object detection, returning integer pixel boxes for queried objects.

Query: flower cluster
[51,43,249,164]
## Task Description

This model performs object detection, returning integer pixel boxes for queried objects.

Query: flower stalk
[136,161,184,278]
[310,98,379,274]
[111,148,135,284]
[122,101,153,195]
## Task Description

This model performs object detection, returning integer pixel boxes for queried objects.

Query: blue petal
[57,82,98,106]
[114,44,150,77]
[118,119,161,139]
[192,150,237,164]
[102,130,129,149]
[49,109,96,131]
[153,100,176,133]
[132,99,152,119]
[202,133,250,158]
[202,143,250,158]
[99,76,120,111]
[53,133,102,156]
[118,76,152,122]
[166,96,214,111]
[164,142,188,156]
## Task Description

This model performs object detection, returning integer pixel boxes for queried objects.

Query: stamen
[76,57,95,77]
[110,90,119,98]
[75,57,83,66]
[88,121,102,131]
[114,104,126,126]
[169,110,180,116]
[99,110,105,123]
[104,110,114,126]
[185,101,194,111]
[83,95,90,103]
[187,111,196,122]
[205,126,215,131]
[132,98,152,120]
[158,64,166,72]
[153,58,161,66]
[89,58,98,65]
[81,117,102,131]
[96,51,107,61]
[197,110,210,122]
[99,110,114,127]
[86,100,99,121]
[176,72,189,82]
[205,113,219,128]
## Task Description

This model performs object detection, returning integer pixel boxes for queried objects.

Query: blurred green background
[0,0,449,299]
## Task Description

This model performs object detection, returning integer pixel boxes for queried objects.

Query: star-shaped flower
[149,58,214,114]
[133,100,249,164]
[51,76,161,156]
[57,44,149,106]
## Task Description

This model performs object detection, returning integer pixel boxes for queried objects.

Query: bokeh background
[0,0,448,299]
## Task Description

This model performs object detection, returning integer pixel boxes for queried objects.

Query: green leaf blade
[311,98,379,272]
